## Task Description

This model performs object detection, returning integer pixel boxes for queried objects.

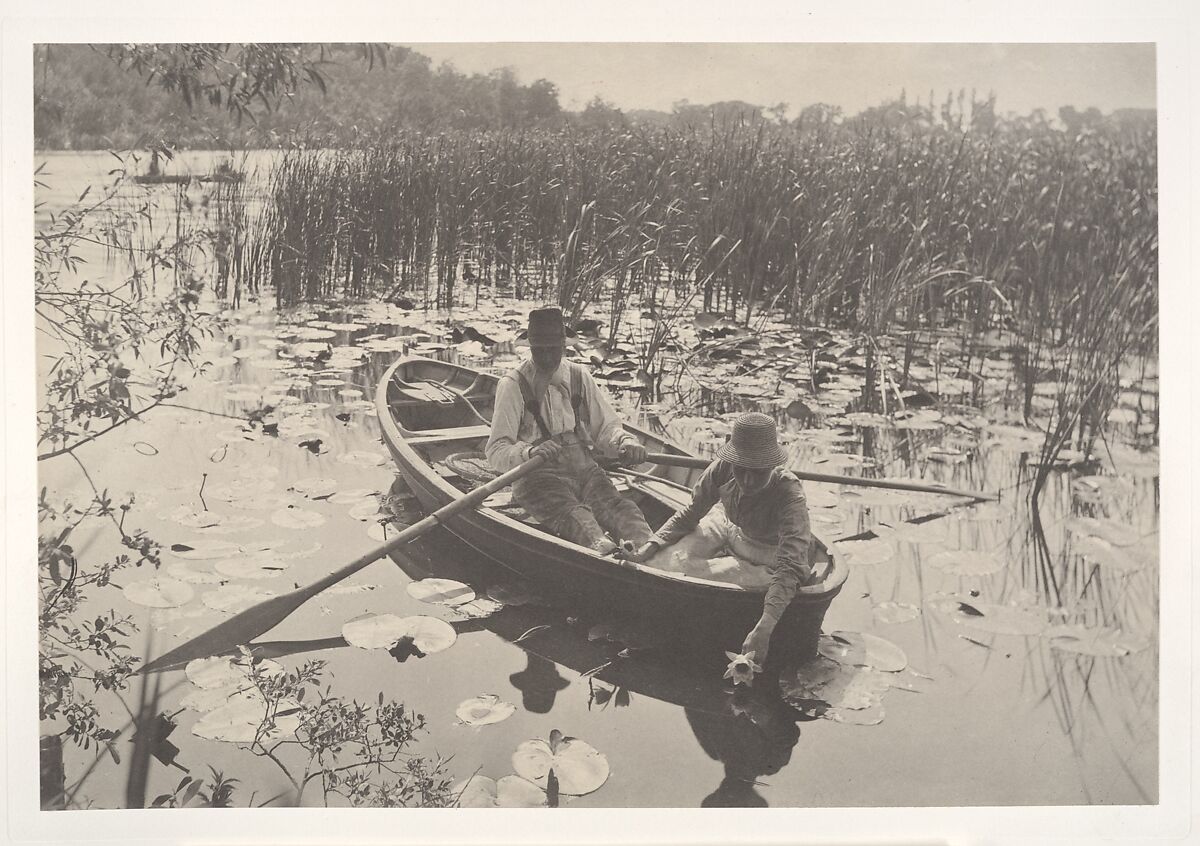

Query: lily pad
[819,632,907,672]
[343,614,409,650]
[1073,536,1142,572]
[932,597,1047,635]
[165,561,226,585]
[486,582,537,606]
[833,538,895,566]
[456,694,517,726]
[780,655,893,714]
[202,584,277,614]
[407,578,476,606]
[512,731,610,796]
[891,520,949,544]
[169,540,244,560]
[123,578,195,609]
[289,477,339,499]
[191,697,300,744]
[163,506,224,529]
[924,549,1005,576]
[342,614,457,654]
[1065,517,1139,547]
[214,555,290,580]
[337,450,388,468]
[347,498,383,521]
[180,684,262,713]
[872,601,921,624]
[1046,624,1151,657]
[270,507,326,529]
[452,774,546,808]
[329,488,380,504]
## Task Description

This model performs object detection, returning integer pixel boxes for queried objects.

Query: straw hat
[527,306,566,346]
[716,412,787,469]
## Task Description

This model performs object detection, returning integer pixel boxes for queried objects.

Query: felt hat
[716,412,787,469]
[527,306,566,346]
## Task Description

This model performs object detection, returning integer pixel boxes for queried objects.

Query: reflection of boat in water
[375,355,848,664]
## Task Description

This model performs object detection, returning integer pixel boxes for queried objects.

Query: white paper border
[3,1,1193,844]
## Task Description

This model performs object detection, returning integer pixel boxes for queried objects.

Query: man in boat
[628,412,814,668]
[485,306,655,556]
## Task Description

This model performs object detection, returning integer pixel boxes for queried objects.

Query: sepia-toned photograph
[7,4,1189,840]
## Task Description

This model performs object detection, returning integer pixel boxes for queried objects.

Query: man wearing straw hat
[486,306,655,556]
[628,412,815,668]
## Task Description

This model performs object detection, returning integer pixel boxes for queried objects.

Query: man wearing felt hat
[627,412,815,668]
[485,306,655,556]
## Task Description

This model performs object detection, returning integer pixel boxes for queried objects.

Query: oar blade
[140,590,312,674]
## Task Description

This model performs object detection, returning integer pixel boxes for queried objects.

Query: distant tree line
[34,43,1154,151]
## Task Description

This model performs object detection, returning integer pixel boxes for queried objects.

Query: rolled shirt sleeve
[760,480,813,623]
[485,375,534,473]
[652,461,723,546]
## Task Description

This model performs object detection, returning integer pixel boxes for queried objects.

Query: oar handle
[643,452,997,502]
[306,454,547,596]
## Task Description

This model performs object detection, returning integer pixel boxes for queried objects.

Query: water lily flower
[723,651,763,686]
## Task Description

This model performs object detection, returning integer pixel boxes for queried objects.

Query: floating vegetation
[924,549,1006,577]
[202,584,278,614]
[872,601,922,625]
[1073,536,1142,573]
[191,696,300,744]
[1045,624,1151,657]
[407,578,476,606]
[456,694,517,727]
[453,774,546,808]
[818,632,908,673]
[342,614,457,654]
[833,538,896,567]
[931,597,1047,636]
[511,730,610,796]
[123,578,195,609]
[269,506,326,529]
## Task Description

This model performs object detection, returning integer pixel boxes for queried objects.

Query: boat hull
[377,356,846,663]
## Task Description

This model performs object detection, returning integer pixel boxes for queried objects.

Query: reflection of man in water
[509,655,571,714]
[686,693,801,807]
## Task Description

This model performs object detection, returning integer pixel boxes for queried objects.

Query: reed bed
[239,116,1156,420]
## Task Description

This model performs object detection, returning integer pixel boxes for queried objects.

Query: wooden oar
[643,452,997,501]
[140,454,546,674]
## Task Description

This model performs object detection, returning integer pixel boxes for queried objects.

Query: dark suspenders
[514,365,590,445]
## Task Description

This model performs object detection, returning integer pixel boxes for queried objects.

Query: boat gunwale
[376,355,848,602]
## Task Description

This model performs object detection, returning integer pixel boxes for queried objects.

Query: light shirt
[653,459,813,622]
[485,359,637,473]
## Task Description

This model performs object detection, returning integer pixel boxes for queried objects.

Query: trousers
[513,443,654,552]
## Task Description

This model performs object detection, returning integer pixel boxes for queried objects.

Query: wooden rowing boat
[375,355,848,663]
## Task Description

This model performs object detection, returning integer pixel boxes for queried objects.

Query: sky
[406,43,1156,117]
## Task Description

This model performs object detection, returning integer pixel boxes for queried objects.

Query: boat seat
[404,425,492,446]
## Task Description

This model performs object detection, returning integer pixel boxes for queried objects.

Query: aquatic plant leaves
[932,597,1047,635]
[191,697,300,743]
[819,632,907,672]
[512,734,610,796]
[347,497,383,521]
[184,656,282,690]
[163,506,224,529]
[924,549,1005,576]
[1045,624,1151,657]
[456,694,517,726]
[123,578,195,609]
[872,601,921,624]
[329,488,380,504]
[1073,536,1141,572]
[780,655,893,715]
[452,774,546,808]
[454,597,505,618]
[890,519,949,544]
[214,555,289,580]
[169,540,244,560]
[1064,517,1139,547]
[407,578,476,606]
[367,520,403,542]
[180,683,262,713]
[202,584,277,614]
[833,538,895,566]
[1071,475,1137,504]
[342,614,457,653]
[337,450,388,468]
[270,506,326,529]
[343,614,408,649]
[165,560,226,585]
[289,477,339,499]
